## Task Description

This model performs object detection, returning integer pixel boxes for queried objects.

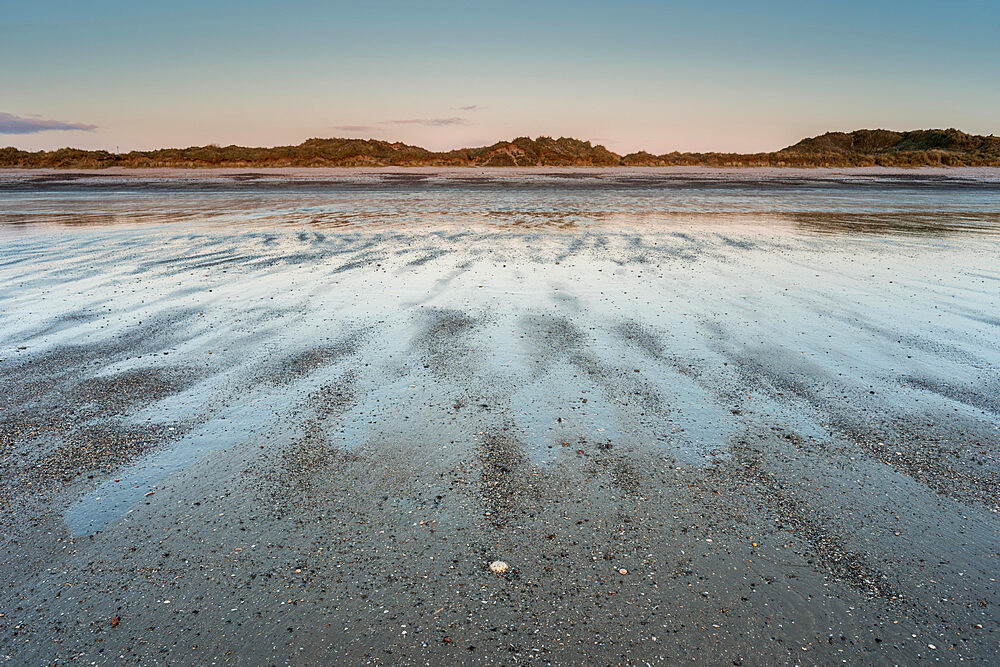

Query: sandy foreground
[0,172,998,664]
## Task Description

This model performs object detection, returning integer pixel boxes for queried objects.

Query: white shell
[489,560,509,574]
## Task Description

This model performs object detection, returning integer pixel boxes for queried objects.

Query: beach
[1,169,998,664]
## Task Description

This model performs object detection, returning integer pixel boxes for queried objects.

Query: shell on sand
[489,560,509,574]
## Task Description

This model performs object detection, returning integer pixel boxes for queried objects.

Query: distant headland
[3,129,998,169]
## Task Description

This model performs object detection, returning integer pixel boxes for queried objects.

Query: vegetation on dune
[775,128,1000,167]
[3,129,998,168]
[454,137,622,167]
[622,129,1000,167]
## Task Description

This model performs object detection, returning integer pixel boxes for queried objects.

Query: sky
[2,0,999,154]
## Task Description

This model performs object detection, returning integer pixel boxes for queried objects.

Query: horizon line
[3,127,994,157]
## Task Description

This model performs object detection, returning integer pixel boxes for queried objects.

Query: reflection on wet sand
[2,168,999,237]
[0,170,998,665]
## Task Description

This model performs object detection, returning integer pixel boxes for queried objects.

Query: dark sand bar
[1,169,998,664]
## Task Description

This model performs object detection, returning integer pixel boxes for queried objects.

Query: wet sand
[1,170,998,664]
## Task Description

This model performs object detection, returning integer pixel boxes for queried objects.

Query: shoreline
[3,165,1000,176]
[2,166,999,189]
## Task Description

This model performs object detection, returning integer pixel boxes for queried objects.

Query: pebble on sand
[489,560,509,574]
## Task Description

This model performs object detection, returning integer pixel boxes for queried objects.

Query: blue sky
[2,0,998,153]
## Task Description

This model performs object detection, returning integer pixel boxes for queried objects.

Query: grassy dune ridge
[3,129,999,168]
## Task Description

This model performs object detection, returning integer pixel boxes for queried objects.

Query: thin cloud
[383,117,469,127]
[455,105,484,111]
[333,124,375,132]
[0,112,97,134]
